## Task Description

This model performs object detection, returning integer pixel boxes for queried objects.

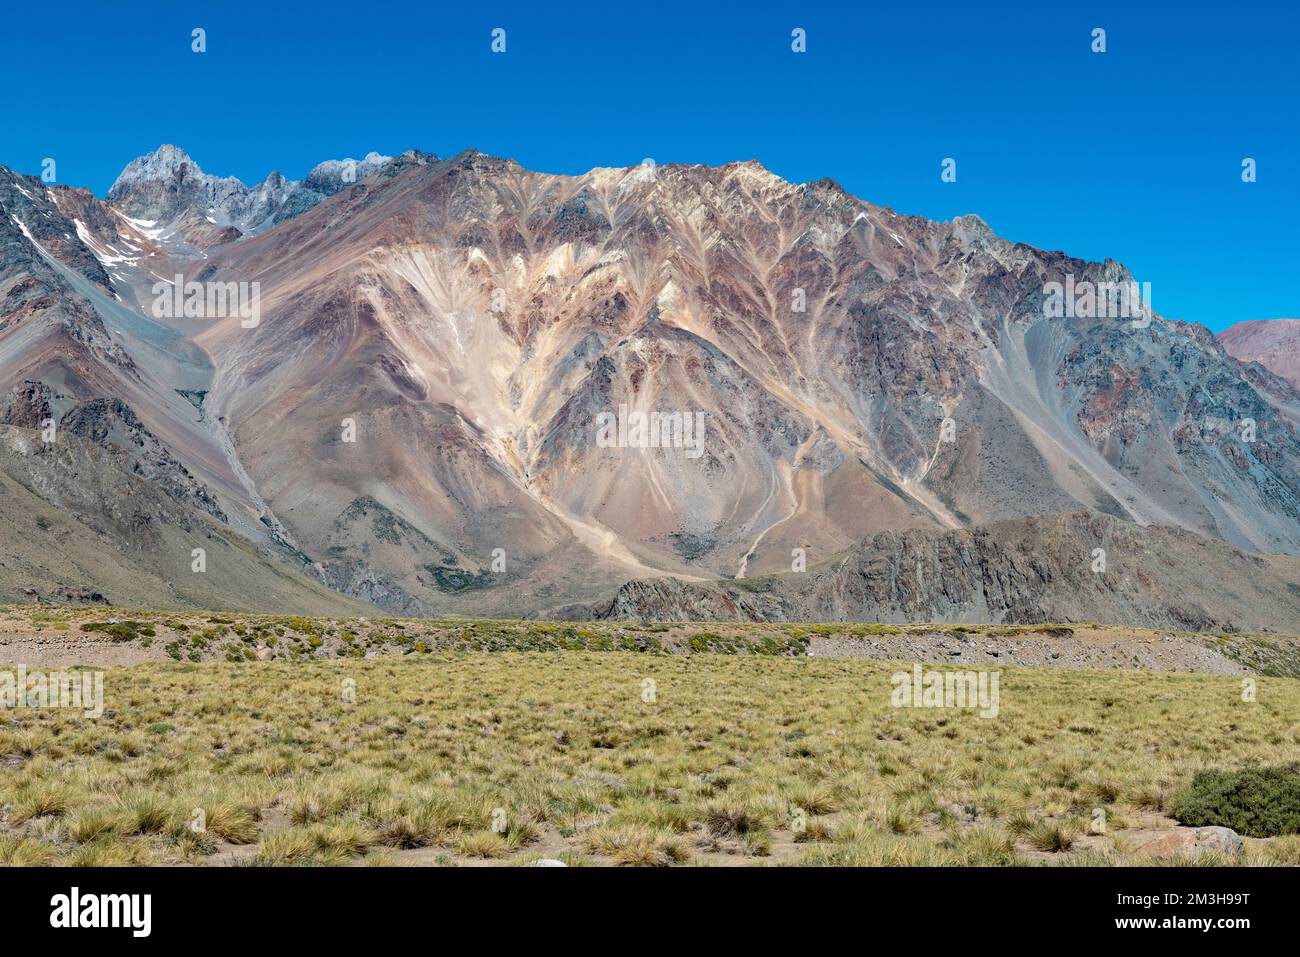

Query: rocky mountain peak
[304,151,394,195]
[104,145,396,241]
[107,144,202,193]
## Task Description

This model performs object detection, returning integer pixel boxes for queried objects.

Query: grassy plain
[2,639,1298,866]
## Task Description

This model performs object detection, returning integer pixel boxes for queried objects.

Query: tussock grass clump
[944,826,1018,865]
[0,835,58,866]
[118,794,174,835]
[608,798,692,834]
[456,830,508,859]
[251,828,320,866]
[886,809,922,835]
[202,803,259,844]
[65,836,155,867]
[1027,821,1076,853]
[306,820,377,856]
[586,824,690,866]
[66,808,125,844]
[374,798,453,849]
[784,783,838,816]
[1261,835,1300,865]
[9,784,75,824]
[1132,785,1170,812]
[702,800,768,838]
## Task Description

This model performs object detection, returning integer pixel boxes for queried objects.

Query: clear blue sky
[4,0,1295,331]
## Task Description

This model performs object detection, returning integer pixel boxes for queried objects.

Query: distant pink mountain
[1219,319,1300,389]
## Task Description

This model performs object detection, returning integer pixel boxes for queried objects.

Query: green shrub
[80,620,156,642]
[1171,765,1300,837]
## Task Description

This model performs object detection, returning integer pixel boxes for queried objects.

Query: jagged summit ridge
[105,144,396,239]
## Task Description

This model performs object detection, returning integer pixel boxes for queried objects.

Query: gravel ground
[0,609,1289,678]
[809,629,1251,675]
[0,632,162,668]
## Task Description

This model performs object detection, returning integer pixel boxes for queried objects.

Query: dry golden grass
[1,652,1297,865]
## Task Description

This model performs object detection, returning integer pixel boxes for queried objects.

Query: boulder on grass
[1138,826,1244,860]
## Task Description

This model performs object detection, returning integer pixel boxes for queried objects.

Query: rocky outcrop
[19,585,108,606]
[581,513,1300,632]
[569,578,794,623]
[0,380,59,430]
[58,397,227,521]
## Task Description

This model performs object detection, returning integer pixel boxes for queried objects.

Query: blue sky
[3,0,1295,331]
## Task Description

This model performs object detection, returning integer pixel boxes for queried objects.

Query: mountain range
[1,145,1296,628]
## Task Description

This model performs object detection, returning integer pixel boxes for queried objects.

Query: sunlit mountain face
[1,147,1297,621]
